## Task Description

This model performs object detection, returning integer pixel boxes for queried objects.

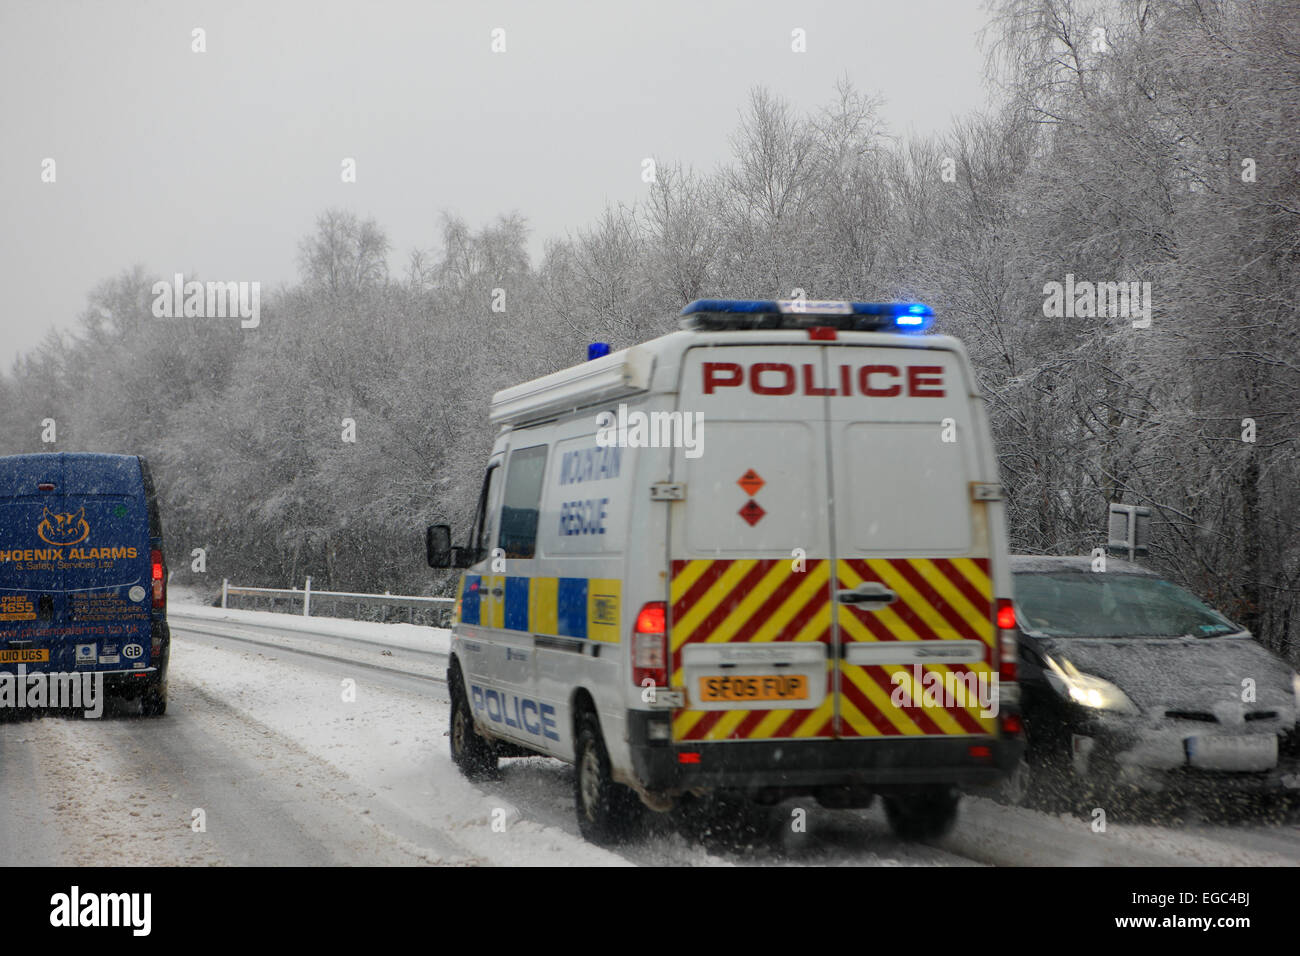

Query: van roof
[0,452,145,498]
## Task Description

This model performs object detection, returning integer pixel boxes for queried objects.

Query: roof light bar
[680,299,934,332]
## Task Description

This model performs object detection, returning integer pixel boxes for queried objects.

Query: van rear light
[632,601,667,690]
[996,600,1016,630]
[996,598,1017,682]
[151,549,165,609]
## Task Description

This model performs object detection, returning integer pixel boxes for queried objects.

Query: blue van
[0,453,169,715]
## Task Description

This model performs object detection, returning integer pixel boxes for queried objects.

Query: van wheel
[574,712,640,844]
[141,682,167,717]
[449,673,497,779]
[884,788,960,840]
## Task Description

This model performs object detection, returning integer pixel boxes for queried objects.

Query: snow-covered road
[2,600,1297,867]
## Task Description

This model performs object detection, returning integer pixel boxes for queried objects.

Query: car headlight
[1045,656,1138,714]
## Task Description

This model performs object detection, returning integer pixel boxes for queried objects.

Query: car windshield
[1013,572,1242,638]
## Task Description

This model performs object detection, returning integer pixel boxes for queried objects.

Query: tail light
[151,549,165,609]
[631,601,667,690]
[996,598,1017,683]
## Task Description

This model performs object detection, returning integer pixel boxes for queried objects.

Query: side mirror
[426,524,453,568]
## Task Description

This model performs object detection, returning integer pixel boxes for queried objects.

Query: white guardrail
[219,576,455,626]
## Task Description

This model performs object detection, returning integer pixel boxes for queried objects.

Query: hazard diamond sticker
[737,469,765,496]
[738,499,766,527]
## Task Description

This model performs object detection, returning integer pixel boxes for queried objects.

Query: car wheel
[999,716,1070,810]
[997,754,1034,807]
[449,671,497,779]
[884,787,960,840]
[573,711,641,844]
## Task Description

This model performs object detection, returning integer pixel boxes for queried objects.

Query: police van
[428,300,1023,842]
[0,453,169,715]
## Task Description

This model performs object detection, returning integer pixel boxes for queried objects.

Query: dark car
[1002,555,1300,808]
[0,452,169,716]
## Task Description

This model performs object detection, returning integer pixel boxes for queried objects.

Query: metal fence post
[303,576,312,617]
[222,578,228,608]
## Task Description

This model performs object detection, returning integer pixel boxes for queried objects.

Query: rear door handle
[836,582,897,607]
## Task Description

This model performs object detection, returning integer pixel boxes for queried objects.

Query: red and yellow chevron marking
[668,557,997,741]
[838,558,996,737]
[670,558,834,741]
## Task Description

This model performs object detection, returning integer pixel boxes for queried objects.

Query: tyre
[449,671,497,779]
[995,755,1033,807]
[573,711,641,844]
[884,788,960,840]
[140,679,167,717]
[675,792,785,848]
[996,718,1067,810]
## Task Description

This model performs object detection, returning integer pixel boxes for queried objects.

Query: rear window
[1014,572,1241,639]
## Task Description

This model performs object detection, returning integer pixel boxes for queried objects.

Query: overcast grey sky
[0,0,992,365]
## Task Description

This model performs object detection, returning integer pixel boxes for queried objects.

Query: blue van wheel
[141,680,167,717]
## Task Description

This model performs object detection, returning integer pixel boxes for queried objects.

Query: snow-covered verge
[169,586,452,657]
[169,599,628,866]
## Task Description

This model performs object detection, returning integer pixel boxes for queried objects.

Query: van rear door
[0,461,63,672]
[668,344,837,742]
[827,347,997,738]
[0,454,154,676]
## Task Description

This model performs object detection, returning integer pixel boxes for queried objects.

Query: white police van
[428,299,1023,842]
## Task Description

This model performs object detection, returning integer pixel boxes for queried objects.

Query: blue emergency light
[679,299,934,332]
[587,342,612,360]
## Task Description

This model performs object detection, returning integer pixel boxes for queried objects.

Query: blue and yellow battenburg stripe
[456,574,622,642]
